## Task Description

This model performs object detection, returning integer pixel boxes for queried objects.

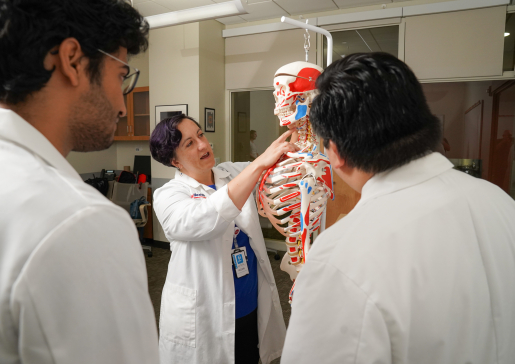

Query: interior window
[231,90,288,241]
[323,25,399,67]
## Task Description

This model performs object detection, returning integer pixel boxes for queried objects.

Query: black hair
[0,0,149,105]
[150,114,201,168]
[311,52,441,174]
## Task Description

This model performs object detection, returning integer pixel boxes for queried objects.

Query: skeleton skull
[273,61,323,128]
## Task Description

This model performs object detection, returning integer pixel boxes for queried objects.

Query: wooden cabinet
[115,86,150,141]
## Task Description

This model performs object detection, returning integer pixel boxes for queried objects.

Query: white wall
[129,49,149,88]
[199,20,227,162]
[225,29,318,90]
[66,144,117,175]
[148,23,200,242]
[149,23,200,182]
[116,141,151,170]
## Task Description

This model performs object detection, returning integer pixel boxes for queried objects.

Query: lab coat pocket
[160,283,197,348]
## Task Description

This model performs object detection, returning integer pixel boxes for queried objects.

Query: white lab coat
[153,162,286,364]
[0,109,159,363]
[282,152,515,364]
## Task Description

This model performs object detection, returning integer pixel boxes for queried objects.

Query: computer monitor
[133,155,151,183]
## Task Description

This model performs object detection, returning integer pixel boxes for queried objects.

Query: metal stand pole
[280,16,333,67]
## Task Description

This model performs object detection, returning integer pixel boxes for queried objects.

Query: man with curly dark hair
[282,53,515,364]
[0,1,159,362]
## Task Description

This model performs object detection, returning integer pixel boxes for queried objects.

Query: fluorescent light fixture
[146,0,248,30]
[505,32,510,37]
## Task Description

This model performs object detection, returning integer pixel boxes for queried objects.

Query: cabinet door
[405,6,505,80]
[133,88,150,138]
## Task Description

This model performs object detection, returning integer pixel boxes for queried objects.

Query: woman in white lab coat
[150,114,294,364]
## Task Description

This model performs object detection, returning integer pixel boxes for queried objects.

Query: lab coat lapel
[356,153,454,208]
[176,164,256,237]
[175,166,231,190]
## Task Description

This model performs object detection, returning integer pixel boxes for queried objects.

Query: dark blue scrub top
[208,184,258,319]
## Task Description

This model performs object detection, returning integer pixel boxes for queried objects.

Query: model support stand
[256,19,336,303]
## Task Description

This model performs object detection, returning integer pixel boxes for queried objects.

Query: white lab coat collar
[357,152,453,208]
[175,165,231,192]
[0,108,82,181]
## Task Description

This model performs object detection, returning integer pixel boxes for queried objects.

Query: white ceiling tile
[133,0,149,5]
[273,0,338,15]
[238,1,289,21]
[334,0,392,9]
[211,0,232,2]
[134,1,172,16]
[216,15,248,24]
[153,0,215,11]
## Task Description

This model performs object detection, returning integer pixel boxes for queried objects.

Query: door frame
[488,80,515,182]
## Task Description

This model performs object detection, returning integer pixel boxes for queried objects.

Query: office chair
[110,181,152,257]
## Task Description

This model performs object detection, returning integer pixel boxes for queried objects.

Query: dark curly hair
[150,114,201,168]
[311,52,441,174]
[0,0,149,105]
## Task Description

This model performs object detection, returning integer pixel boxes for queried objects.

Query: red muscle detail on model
[288,68,321,93]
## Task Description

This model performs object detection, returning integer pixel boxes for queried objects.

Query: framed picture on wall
[155,104,188,126]
[238,112,247,133]
[205,108,215,132]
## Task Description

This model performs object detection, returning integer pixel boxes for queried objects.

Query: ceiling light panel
[216,15,248,24]
[134,1,172,16]
[239,1,289,21]
[153,0,216,11]
[274,0,337,15]
[333,0,392,9]
[248,0,274,4]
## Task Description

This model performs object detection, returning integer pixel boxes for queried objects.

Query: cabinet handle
[126,126,129,134]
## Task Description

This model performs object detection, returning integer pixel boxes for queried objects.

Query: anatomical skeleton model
[256,61,334,303]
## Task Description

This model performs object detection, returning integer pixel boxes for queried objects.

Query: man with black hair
[0,1,159,362]
[282,53,515,364]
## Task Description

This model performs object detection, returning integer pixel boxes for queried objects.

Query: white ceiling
[133,0,413,26]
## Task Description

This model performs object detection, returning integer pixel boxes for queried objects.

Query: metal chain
[304,20,310,62]
[304,32,310,62]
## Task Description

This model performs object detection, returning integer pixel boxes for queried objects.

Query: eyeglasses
[98,49,140,95]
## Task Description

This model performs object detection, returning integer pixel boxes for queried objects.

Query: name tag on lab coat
[231,247,249,278]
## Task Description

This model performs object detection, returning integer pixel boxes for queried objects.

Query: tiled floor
[144,245,292,363]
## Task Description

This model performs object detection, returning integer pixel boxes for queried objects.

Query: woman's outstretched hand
[227,129,299,210]
[254,129,300,170]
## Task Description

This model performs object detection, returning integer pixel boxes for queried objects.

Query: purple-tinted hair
[149,114,200,167]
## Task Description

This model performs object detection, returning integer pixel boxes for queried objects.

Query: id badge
[231,246,249,278]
